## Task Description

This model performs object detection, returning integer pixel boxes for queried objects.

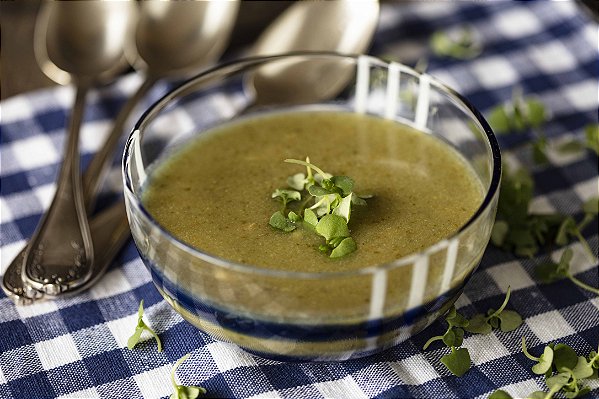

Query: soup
[142,110,483,273]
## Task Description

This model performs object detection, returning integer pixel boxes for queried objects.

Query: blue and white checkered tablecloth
[1,2,598,398]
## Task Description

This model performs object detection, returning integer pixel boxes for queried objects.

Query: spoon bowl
[129,1,239,79]
[34,1,134,85]
[245,0,379,106]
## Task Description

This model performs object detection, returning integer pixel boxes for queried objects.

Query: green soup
[142,110,484,273]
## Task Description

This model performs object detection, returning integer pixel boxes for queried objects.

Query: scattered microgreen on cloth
[127,300,162,352]
[169,354,206,399]
[422,287,523,377]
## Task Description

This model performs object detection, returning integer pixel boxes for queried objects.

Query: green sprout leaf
[554,343,579,371]
[127,300,162,352]
[545,371,570,390]
[442,327,465,347]
[331,176,354,196]
[269,211,297,232]
[330,237,357,258]
[521,336,553,375]
[430,26,482,59]
[308,184,337,197]
[315,214,350,242]
[332,193,353,223]
[532,346,555,375]
[532,136,549,165]
[464,287,522,334]
[423,306,469,349]
[585,124,599,155]
[170,354,206,399]
[440,347,471,377]
[422,306,472,376]
[588,348,599,370]
[492,163,599,266]
[310,194,338,217]
[556,124,599,158]
[497,310,523,332]
[487,92,549,135]
[535,248,599,295]
[489,390,513,399]
[445,307,469,328]
[287,173,308,191]
[271,188,301,205]
[464,314,492,334]
[488,105,511,134]
[526,98,547,129]
[557,140,586,155]
[271,158,369,258]
[571,356,594,380]
[555,218,577,246]
[351,194,369,206]
[526,392,547,399]
[583,197,599,216]
[491,220,509,247]
[303,208,319,227]
[287,211,302,223]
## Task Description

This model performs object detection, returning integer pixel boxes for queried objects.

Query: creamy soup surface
[142,111,484,273]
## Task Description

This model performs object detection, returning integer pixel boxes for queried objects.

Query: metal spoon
[3,202,129,305]
[20,1,135,295]
[2,1,240,304]
[82,0,239,208]
[244,0,380,106]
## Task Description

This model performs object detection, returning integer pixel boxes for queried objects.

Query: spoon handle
[83,76,157,212]
[22,85,95,294]
[2,201,128,304]
[3,77,158,303]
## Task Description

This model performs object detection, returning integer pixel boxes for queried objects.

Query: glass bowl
[122,52,501,361]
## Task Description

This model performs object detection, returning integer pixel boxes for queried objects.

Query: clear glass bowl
[122,53,501,361]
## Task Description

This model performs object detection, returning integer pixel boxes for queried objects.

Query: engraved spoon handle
[2,77,155,303]
[2,201,128,304]
[22,84,95,294]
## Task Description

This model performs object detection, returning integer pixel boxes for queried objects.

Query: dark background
[0,0,294,100]
[1,0,597,101]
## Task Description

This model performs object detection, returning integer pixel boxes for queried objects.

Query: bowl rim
[122,51,502,279]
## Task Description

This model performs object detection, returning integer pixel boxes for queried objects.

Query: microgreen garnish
[491,166,561,257]
[423,290,523,377]
[536,248,599,295]
[271,189,301,212]
[488,390,513,399]
[488,88,547,135]
[522,337,555,375]
[557,124,599,157]
[430,25,482,59]
[422,306,472,377]
[464,287,523,334]
[268,157,370,258]
[127,300,162,352]
[170,354,206,399]
[491,166,596,260]
[269,211,297,232]
[492,165,598,294]
[441,346,471,377]
[584,124,599,155]
[554,197,599,263]
[487,87,550,164]
[520,338,597,399]
[423,306,469,350]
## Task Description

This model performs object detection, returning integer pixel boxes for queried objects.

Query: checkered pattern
[1,2,598,398]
